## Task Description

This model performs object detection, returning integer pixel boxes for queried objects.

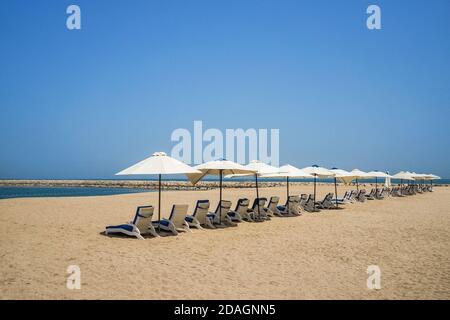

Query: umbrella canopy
[187,159,255,184]
[392,171,416,180]
[261,164,312,178]
[302,165,335,177]
[225,160,280,178]
[226,160,280,219]
[187,159,256,223]
[301,165,335,209]
[366,170,392,179]
[349,169,373,190]
[116,152,201,230]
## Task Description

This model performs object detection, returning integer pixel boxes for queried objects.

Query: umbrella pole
[313,175,317,210]
[356,178,359,191]
[334,177,338,207]
[219,169,223,224]
[375,177,378,193]
[255,174,260,219]
[158,174,161,232]
[286,176,290,214]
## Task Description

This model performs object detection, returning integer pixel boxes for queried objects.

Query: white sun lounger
[278,195,302,216]
[264,196,283,217]
[228,198,253,222]
[208,200,237,227]
[249,197,270,221]
[152,204,191,235]
[185,200,214,229]
[105,205,159,239]
[303,194,320,212]
[316,193,337,209]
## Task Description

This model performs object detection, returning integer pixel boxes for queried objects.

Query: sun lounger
[334,191,350,204]
[299,194,308,207]
[249,197,270,221]
[278,195,302,215]
[316,193,337,209]
[349,190,359,202]
[185,200,214,229]
[228,198,252,222]
[365,188,376,200]
[264,196,283,217]
[105,205,159,239]
[152,204,190,235]
[355,189,366,202]
[208,200,237,227]
[303,194,320,212]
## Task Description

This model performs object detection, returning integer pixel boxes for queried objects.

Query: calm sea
[0,187,150,200]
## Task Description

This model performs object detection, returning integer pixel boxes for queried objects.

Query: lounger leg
[191,217,204,230]
[168,221,179,236]
[147,225,160,238]
[183,220,193,233]
[205,217,215,229]
[134,228,145,240]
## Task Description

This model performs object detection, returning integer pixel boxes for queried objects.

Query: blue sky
[1,0,449,179]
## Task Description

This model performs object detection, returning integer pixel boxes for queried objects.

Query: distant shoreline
[0,179,446,190]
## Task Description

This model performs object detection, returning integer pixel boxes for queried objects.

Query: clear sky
[1,0,449,179]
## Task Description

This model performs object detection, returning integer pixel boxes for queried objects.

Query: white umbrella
[116,151,201,231]
[349,169,373,191]
[187,159,256,223]
[392,171,416,181]
[391,171,415,191]
[427,174,441,190]
[226,160,280,219]
[367,170,393,191]
[261,164,312,213]
[330,167,354,207]
[302,165,335,210]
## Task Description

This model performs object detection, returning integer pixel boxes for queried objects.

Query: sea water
[0,187,150,199]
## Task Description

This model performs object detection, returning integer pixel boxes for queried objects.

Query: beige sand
[1,185,449,300]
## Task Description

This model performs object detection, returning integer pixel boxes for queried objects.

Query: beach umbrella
[366,170,393,192]
[349,169,373,191]
[261,164,312,213]
[427,174,441,189]
[329,168,354,207]
[226,160,280,219]
[302,165,335,210]
[187,159,256,223]
[392,171,415,192]
[116,152,201,231]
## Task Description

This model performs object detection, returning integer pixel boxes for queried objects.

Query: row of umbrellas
[116,152,441,227]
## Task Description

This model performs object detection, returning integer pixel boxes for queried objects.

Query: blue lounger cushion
[106,224,134,232]
[152,220,170,227]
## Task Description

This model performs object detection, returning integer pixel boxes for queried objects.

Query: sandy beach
[0,184,449,300]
